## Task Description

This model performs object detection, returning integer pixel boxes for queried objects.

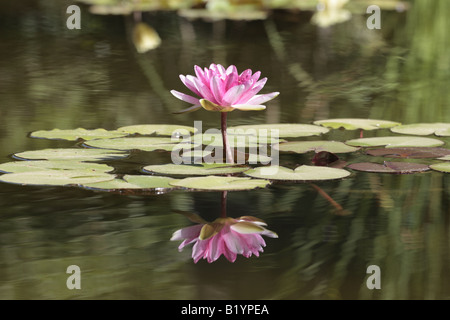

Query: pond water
[0,0,449,300]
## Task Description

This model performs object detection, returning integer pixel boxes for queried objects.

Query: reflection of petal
[170,224,201,241]
[172,215,277,263]
[231,221,266,234]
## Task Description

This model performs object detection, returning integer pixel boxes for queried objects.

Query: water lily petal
[170,90,200,105]
[245,92,280,105]
[222,84,246,105]
[200,99,234,112]
[180,74,201,97]
[231,104,266,111]
[226,65,237,76]
[173,104,202,114]
[224,71,238,92]
[236,78,268,104]
[210,75,224,105]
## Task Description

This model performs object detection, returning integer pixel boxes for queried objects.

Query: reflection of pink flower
[171,216,278,263]
[171,64,279,113]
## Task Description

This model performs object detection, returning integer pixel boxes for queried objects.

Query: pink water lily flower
[171,216,278,263]
[171,64,279,113]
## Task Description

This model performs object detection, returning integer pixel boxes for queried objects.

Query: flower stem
[221,191,228,218]
[221,112,234,164]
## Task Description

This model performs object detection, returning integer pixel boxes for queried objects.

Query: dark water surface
[0,0,449,299]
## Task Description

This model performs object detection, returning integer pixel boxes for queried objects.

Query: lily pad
[390,123,450,136]
[84,137,195,152]
[365,147,450,159]
[345,136,445,148]
[196,132,283,148]
[0,170,115,186]
[82,175,178,191]
[313,118,401,130]
[29,128,129,141]
[228,123,329,138]
[437,155,450,161]
[13,148,129,161]
[347,162,430,174]
[244,165,351,182]
[0,160,114,173]
[170,176,271,191]
[429,162,450,173]
[117,124,197,136]
[143,163,250,176]
[275,140,359,154]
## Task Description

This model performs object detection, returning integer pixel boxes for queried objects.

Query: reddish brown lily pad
[347,161,430,174]
[366,147,450,159]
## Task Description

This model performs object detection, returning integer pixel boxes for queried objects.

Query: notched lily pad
[84,137,195,152]
[117,124,197,136]
[13,148,129,161]
[29,128,129,141]
[429,162,450,173]
[314,118,401,130]
[0,160,114,173]
[244,165,351,182]
[0,170,115,186]
[366,147,450,159]
[142,163,250,176]
[170,176,271,191]
[390,123,450,137]
[275,140,359,154]
[81,175,179,191]
[228,123,329,138]
[347,161,430,174]
[346,136,444,148]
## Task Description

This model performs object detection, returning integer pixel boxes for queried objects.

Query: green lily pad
[228,123,329,138]
[313,118,401,130]
[0,170,115,186]
[143,163,250,176]
[169,176,271,191]
[82,175,178,191]
[347,162,430,174]
[429,162,450,173]
[275,140,359,154]
[0,160,114,173]
[365,147,450,159]
[29,128,129,141]
[84,137,195,152]
[345,136,445,148]
[117,124,197,136]
[194,132,283,148]
[13,148,129,161]
[244,165,351,182]
[437,155,450,161]
[390,123,450,136]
